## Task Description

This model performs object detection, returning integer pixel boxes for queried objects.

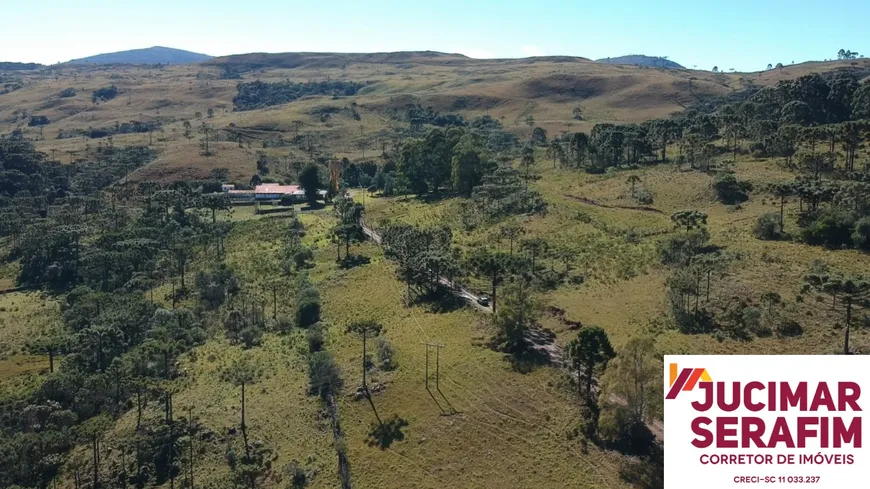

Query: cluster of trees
[754,176,870,250]
[837,49,860,60]
[661,210,808,342]
[340,159,380,189]
[489,278,662,469]
[381,223,458,306]
[57,120,163,140]
[28,115,50,127]
[466,233,560,314]
[0,293,211,489]
[538,73,870,175]
[0,137,157,250]
[396,127,494,195]
[391,125,544,219]
[0,132,349,488]
[331,194,365,262]
[564,326,661,466]
[233,80,368,111]
[0,187,219,488]
[403,104,466,130]
[381,219,568,317]
[467,166,548,227]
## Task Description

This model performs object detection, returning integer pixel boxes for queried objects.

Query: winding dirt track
[564,194,665,214]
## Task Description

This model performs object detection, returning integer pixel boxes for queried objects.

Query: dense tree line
[0,202,214,488]
[402,103,466,130]
[539,72,870,175]
[56,120,162,140]
[233,80,369,111]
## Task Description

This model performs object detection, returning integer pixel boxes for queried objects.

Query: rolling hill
[596,55,685,69]
[65,46,212,65]
[2,51,868,185]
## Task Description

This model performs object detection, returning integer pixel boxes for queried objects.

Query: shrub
[776,320,804,337]
[196,265,239,309]
[59,88,77,98]
[598,404,657,456]
[713,174,752,204]
[295,274,321,327]
[275,316,294,333]
[852,216,870,250]
[92,85,119,103]
[753,213,783,240]
[634,188,653,205]
[296,291,321,327]
[308,351,342,396]
[28,116,50,127]
[658,229,710,266]
[284,461,308,489]
[291,246,314,270]
[799,209,856,248]
[239,325,264,349]
[306,324,325,353]
[376,337,397,371]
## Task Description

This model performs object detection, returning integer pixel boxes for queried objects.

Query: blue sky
[1,0,867,71]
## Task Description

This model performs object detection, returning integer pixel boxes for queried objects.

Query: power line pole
[422,342,445,390]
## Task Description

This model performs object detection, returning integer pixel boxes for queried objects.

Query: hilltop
[206,50,472,69]
[65,46,212,65]
[596,55,685,69]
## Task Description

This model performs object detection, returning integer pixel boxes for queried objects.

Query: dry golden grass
[0,291,59,358]
[5,54,863,184]
[0,56,737,184]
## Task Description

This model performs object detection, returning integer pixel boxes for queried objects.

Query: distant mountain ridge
[66,46,212,65]
[0,62,43,71]
[206,51,593,71]
[596,55,685,69]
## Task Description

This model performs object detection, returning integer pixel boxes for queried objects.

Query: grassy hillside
[596,55,685,70]
[0,53,744,183]
[3,53,866,188]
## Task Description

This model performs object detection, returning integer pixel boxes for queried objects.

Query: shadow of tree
[412,287,465,313]
[300,202,326,212]
[339,255,371,269]
[508,348,552,374]
[366,415,409,450]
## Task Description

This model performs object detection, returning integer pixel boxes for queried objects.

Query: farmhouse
[223,183,316,203]
[253,184,302,200]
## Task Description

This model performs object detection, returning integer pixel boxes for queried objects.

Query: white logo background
[665,355,869,488]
